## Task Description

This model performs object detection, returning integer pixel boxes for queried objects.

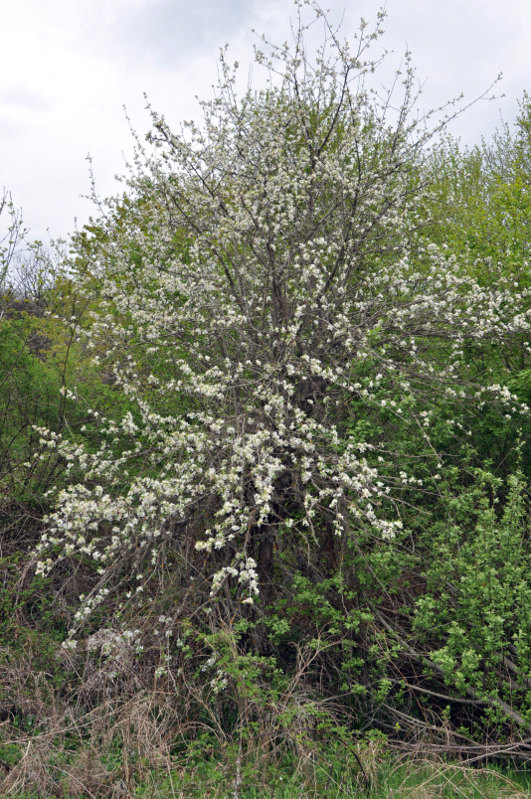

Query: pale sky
[1,0,530,244]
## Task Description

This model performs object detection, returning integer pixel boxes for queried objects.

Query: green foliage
[414,467,531,723]
[0,312,60,501]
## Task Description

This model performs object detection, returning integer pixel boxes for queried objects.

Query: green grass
[2,737,530,797]
[128,756,531,799]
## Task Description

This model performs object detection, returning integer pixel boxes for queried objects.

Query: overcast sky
[1,0,530,244]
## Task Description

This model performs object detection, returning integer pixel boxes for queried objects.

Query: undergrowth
[1,741,530,798]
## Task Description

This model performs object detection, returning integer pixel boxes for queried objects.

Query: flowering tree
[36,2,529,630]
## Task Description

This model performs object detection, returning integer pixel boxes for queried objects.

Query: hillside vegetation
[0,4,530,796]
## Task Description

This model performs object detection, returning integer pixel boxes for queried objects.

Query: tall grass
[2,735,530,798]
